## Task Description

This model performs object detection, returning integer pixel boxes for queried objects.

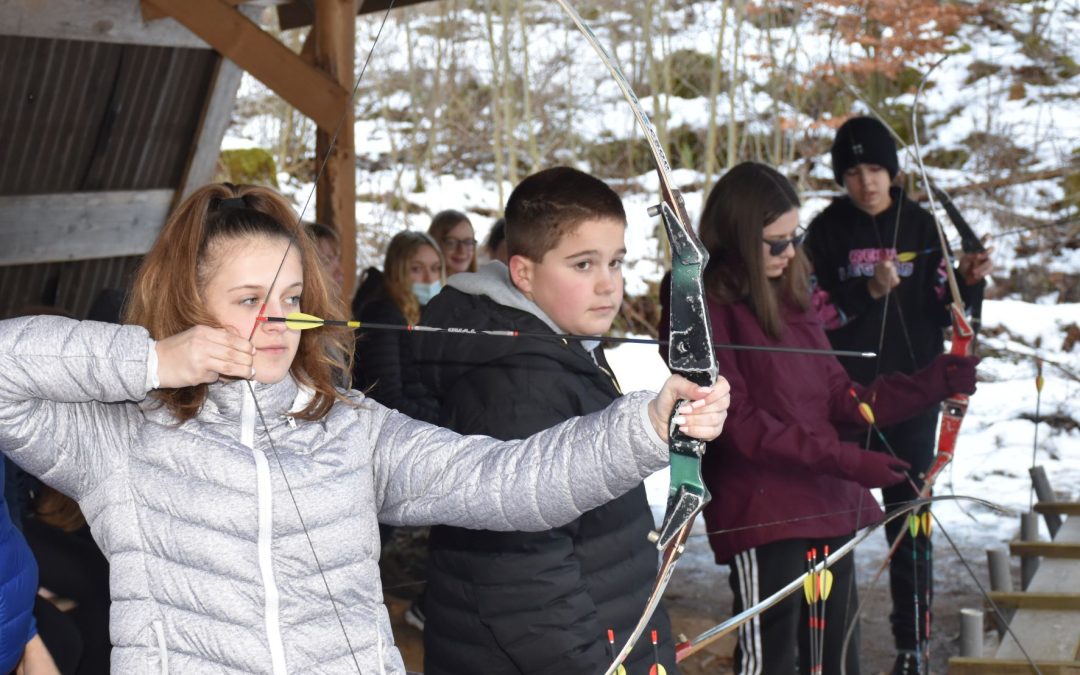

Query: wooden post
[1030,466,1063,538]
[1020,512,1040,589]
[959,608,984,658]
[313,0,358,302]
[987,547,1013,638]
[987,548,1014,592]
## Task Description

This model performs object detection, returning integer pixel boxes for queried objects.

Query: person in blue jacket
[1,457,59,674]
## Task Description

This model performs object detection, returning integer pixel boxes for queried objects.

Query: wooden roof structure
[0,0,432,319]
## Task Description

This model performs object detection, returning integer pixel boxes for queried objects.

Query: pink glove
[847,450,911,489]
[922,354,980,399]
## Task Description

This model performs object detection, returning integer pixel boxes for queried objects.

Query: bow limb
[912,56,975,496]
[547,2,718,672]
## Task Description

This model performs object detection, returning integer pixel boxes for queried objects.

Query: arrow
[605,630,627,675]
[648,629,668,675]
[260,312,877,358]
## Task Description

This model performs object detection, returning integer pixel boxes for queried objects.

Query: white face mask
[411,280,442,306]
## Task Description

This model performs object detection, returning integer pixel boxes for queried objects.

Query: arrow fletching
[820,568,834,600]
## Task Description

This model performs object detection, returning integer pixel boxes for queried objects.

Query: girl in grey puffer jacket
[0,183,730,675]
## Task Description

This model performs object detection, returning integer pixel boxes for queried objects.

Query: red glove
[846,450,911,489]
[922,354,980,399]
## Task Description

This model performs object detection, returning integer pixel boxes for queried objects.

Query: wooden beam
[175,56,245,206]
[142,0,265,22]
[299,27,316,66]
[313,0,357,301]
[989,592,1080,611]
[1035,502,1080,517]
[144,0,348,132]
[278,0,433,29]
[2,0,209,49]
[1010,541,1080,559]
[949,658,1080,675]
[0,190,172,265]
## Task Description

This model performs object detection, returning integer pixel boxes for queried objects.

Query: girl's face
[761,208,801,279]
[408,244,443,284]
[202,235,303,384]
[439,220,476,275]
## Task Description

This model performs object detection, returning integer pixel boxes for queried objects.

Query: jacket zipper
[152,620,168,674]
[242,386,288,675]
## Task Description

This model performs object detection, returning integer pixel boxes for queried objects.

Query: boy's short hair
[505,167,626,262]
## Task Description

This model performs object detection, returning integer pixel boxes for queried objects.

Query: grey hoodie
[448,261,603,355]
[0,316,668,674]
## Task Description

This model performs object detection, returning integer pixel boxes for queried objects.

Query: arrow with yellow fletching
[258,312,877,358]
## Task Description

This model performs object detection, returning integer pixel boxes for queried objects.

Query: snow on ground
[606,299,1080,553]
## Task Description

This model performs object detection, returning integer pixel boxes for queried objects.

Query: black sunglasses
[763,231,806,257]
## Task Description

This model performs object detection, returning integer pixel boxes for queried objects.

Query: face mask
[411,280,442,306]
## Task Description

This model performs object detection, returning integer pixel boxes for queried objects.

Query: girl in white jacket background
[0,183,729,675]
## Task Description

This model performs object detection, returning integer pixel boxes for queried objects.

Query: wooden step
[1035,502,1080,516]
[949,658,1080,674]
[989,592,1080,611]
[1010,540,1080,559]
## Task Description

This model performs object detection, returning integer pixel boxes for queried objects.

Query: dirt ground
[380,522,1001,674]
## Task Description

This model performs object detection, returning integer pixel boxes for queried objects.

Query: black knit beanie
[830,116,899,185]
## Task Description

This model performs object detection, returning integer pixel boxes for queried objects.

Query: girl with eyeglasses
[659,162,979,675]
[428,210,477,276]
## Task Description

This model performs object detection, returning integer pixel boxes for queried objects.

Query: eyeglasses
[443,237,477,250]
[763,232,805,257]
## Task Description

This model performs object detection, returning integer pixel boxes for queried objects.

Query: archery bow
[546,2,719,672]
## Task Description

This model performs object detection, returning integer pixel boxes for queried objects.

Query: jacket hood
[416,267,604,399]
[447,262,566,336]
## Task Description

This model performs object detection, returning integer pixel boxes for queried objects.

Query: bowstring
[243,3,398,671]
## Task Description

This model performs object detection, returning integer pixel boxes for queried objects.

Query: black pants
[871,408,938,652]
[728,533,860,675]
[23,520,111,675]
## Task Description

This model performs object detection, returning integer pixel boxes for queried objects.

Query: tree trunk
[726,0,744,168]
[704,0,730,193]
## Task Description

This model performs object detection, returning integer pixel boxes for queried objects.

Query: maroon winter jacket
[660,288,952,564]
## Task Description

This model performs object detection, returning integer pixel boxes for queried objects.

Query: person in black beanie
[805,116,993,675]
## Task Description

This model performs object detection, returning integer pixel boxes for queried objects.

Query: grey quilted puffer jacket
[0,316,669,674]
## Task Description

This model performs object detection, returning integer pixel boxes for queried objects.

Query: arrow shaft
[260,316,875,358]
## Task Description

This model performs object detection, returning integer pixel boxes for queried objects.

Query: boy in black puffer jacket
[805,116,993,675]
[414,167,677,675]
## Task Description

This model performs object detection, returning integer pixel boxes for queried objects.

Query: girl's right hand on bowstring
[155,326,256,388]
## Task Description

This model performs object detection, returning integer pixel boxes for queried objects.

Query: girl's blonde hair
[124,183,353,421]
[383,231,445,324]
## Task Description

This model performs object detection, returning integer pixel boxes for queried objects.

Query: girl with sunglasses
[659,162,978,675]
